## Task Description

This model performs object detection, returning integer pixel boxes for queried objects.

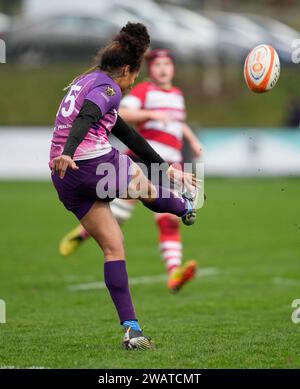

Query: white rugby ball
[244,44,280,93]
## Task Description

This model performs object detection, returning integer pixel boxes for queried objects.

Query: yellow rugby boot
[167,260,197,292]
[59,225,89,257]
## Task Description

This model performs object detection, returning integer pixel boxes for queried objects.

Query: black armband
[63,100,102,158]
[111,115,167,166]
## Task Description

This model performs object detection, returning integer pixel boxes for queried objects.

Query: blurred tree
[0,0,22,15]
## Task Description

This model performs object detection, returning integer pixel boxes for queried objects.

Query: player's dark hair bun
[99,22,150,73]
[117,22,150,57]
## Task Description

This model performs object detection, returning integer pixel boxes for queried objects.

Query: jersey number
[60,85,82,118]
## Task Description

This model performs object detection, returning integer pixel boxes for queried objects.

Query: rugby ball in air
[244,44,280,93]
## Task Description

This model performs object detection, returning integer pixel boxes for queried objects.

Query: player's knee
[103,244,125,260]
[101,228,125,259]
[128,164,156,200]
[138,182,158,206]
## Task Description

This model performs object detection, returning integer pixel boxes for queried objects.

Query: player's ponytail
[64,22,150,90]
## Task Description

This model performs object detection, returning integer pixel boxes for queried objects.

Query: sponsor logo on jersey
[106,86,116,96]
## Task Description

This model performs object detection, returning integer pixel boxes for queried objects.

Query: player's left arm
[112,115,198,188]
[182,123,203,159]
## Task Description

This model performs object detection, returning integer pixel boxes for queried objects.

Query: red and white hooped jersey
[120,81,186,162]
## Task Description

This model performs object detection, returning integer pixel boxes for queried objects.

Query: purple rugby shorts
[51,148,133,220]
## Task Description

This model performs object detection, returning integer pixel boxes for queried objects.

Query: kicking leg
[127,162,197,225]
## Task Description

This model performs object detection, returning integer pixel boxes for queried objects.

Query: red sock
[156,214,182,275]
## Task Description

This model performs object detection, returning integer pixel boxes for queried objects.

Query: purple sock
[143,186,187,216]
[104,260,137,323]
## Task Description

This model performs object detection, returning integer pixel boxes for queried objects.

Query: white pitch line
[0,366,48,369]
[272,277,300,286]
[67,267,219,292]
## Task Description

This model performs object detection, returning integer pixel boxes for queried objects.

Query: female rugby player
[50,23,198,350]
[59,49,202,293]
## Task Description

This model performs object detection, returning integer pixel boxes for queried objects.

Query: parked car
[4,13,120,64]
[110,0,205,61]
[163,5,219,63]
[17,0,206,63]
[203,11,270,63]
[6,0,207,65]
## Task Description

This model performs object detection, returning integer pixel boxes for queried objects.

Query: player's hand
[166,164,200,192]
[52,155,79,179]
[190,139,203,159]
[149,110,172,125]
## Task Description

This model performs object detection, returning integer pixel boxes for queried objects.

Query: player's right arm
[52,100,103,179]
[52,81,120,179]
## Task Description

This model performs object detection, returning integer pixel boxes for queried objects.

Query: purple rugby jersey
[49,70,121,167]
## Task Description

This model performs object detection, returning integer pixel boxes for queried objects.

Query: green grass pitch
[0,178,299,368]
